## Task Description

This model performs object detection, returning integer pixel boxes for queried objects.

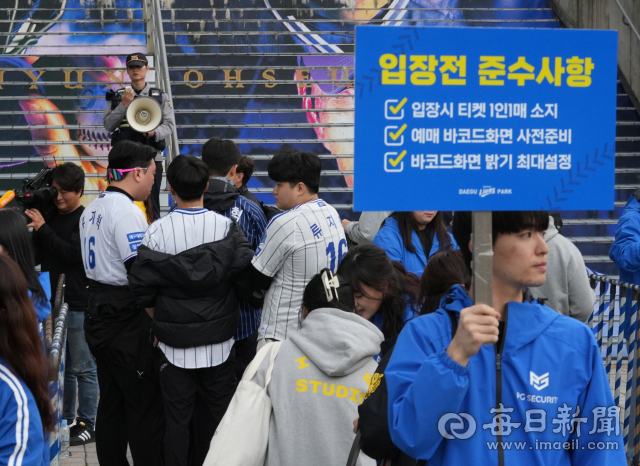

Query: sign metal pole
[472,211,493,306]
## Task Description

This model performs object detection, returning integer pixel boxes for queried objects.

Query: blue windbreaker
[0,358,47,466]
[609,193,640,287]
[373,217,459,277]
[386,285,625,465]
[32,272,52,324]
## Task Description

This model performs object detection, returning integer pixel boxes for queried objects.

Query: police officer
[103,53,175,220]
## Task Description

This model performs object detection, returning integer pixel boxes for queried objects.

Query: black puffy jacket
[358,311,458,466]
[128,222,253,348]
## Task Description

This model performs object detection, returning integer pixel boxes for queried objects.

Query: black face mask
[634,188,640,203]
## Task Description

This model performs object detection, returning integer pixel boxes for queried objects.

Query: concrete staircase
[565,80,640,276]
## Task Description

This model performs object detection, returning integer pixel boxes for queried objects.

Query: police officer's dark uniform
[103,53,175,219]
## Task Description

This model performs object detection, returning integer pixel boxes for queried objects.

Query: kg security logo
[530,371,550,391]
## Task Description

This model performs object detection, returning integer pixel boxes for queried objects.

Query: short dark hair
[51,163,85,195]
[267,148,321,194]
[201,136,241,177]
[451,211,550,275]
[166,155,210,201]
[108,140,156,178]
[236,156,255,187]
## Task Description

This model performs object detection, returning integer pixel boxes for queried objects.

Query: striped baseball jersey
[252,198,347,341]
[79,188,148,286]
[141,207,235,369]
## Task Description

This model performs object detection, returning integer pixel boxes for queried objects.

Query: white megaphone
[126,96,163,133]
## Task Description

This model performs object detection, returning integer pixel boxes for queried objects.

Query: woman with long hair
[373,211,458,277]
[419,249,470,315]
[0,254,54,465]
[337,244,420,342]
[0,210,51,329]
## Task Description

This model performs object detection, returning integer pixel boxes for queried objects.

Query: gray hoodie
[530,216,596,322]
[345,211,391,244]
[251,308,383,466]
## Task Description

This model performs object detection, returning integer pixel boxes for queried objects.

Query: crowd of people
[0,135,627,466]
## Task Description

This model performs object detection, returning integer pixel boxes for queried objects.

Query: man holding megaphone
[103,53,175,219]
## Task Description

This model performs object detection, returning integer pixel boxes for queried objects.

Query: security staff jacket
[385,285,625,466]
[103,83,175,161]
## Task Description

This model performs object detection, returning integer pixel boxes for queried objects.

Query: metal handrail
[48,303,68,382]
[589,273,640,291]
[144,0,180,165]
[614,0,640,45]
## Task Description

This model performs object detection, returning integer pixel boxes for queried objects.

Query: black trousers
[158,347,237,466]
[234,330,259,381]
[150,160,163,220]
[95,358,164,466]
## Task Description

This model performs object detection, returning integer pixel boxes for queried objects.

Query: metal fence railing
[588,273,640,464]
[47,275,68,466]
[143,0,179,165]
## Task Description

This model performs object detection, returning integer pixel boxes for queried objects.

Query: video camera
[14,168,58,221]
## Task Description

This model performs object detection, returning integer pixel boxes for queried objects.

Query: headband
[107,167,146,181]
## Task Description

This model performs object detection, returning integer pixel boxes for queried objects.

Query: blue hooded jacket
[31,272,52,325]
[0,358,47,466]
[385,285,625,465]
[609,193,640,286]
[373,217,459,277]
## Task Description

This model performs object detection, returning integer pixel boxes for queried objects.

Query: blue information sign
[354,27,618,211]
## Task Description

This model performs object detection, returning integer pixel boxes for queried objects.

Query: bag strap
[241,341,278,382]
[345,430,361,466]
[447,310,458,339]
[263,342,282,390]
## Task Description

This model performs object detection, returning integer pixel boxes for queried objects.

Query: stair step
[564,219,619,225]
[582,256,613,263]
[567,236,615,243]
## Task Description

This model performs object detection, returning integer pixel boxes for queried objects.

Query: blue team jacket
[32,272,52,324]
[385,285,625,466]
[0,358,47,466]
[609,194,640,287]
[372,217,458,277]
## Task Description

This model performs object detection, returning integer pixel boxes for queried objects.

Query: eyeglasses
[107,167,148,181]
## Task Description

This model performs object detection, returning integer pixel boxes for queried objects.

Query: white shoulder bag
[203,341,282,466]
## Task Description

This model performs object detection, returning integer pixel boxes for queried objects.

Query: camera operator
[103,53,175,220]
[26,163,98,446]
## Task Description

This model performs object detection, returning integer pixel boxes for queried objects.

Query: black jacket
[359,338,421,466]
[238,185,282,221]
[358,311,458,466]
[32,207,89,313]
[128,222,253,348]
[204,178,240,212]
